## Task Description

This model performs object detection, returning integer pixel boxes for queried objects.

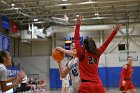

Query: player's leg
[61,87,65,93]
[65,82,69,93]
[68,86,74,93]
[129,89,136,93]
[95,82,106,93]
[120,80,128,93]
[61,82,65,93]
[128,81,136,93]
[78,82,95,93]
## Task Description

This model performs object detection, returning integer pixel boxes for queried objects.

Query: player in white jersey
[56,43,80,93]
[0,50,25,93]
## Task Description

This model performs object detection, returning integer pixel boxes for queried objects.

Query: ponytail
[83,38,100,56]
[0,50,8,63]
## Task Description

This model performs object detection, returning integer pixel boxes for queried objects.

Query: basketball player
[0,50,25,92]
[119,56,137,93]
[74,15,122,93]
[55,43,80,93]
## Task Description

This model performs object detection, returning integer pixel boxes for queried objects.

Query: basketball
[52,49,65,62]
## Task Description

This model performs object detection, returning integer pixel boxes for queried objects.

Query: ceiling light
[91,17,113,19]
[56,3,72,6]
[76,15,79,17]
[11,3,15,7]
[54,1,96,7]
[78,1,96,5]
[95,13,99,16]
[62,0,67,1]
[34,19,38,22]
[72,17,113,21]
[34,21,45,24]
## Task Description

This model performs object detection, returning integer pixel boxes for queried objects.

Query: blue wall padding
[50,68,62,88]
[50,66,140,89]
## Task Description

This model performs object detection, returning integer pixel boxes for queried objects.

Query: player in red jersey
[74,15,122,93]
[119,56,137,93]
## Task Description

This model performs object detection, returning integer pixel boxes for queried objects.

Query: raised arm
[74,16,85,61]
[99,24,122,55]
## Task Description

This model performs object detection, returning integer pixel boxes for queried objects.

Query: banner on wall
[11,20,18,33]
[0,35,2,50]
[7,67,20,78]
[2,16,10,30]
[2,36,10,51]
[0,34,10,51]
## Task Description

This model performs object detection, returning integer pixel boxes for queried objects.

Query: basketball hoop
[119,50,138,61]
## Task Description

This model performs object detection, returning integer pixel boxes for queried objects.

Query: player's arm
[6,77,16,83]
[98,24,122,55]
[121,65,127,86]
[0,75,23,92]
[121,65,127,80]
[55,47,77,57]
[6,70,25,83]
[74,15,85,61]
[57,61,70,78]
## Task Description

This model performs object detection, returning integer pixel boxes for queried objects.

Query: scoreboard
[64,36,88,55]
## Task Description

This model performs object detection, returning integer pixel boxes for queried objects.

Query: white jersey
[68,57,80,93]
[0,63,7,92]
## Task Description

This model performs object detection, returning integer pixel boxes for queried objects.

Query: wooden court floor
[46,87,140,93]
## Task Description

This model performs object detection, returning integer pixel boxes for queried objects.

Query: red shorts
[78,82,106,93]
[119,79,135,91]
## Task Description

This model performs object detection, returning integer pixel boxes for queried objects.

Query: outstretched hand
[15,70,26,84]
[15,75,23,84]
[76,15,83,25]
[55,47,65,53]
[113,24,122,32]
[122,80,126,86]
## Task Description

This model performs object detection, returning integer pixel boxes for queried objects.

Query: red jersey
[74,24,117,82]
[121,64,133,80]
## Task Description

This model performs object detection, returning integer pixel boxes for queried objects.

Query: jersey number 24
[88,56,97,64]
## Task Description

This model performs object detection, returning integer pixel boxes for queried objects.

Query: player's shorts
[119,79,135,91]
[68,83,80,93]
[62,81,69,87]
[78,80,106,93]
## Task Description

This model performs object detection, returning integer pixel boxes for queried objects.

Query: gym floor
[46,88,140,93]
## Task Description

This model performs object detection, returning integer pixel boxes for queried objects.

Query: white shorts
[68,83,80,93]
[62,81,69,87]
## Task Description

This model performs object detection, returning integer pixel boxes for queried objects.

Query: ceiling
[0,0,140,27]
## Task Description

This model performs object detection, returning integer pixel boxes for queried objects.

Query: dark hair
[70,43,74,47]
[65,56,74,67]
[0,50,8,63]
[127,56,133,60]
[83,38,100,56]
